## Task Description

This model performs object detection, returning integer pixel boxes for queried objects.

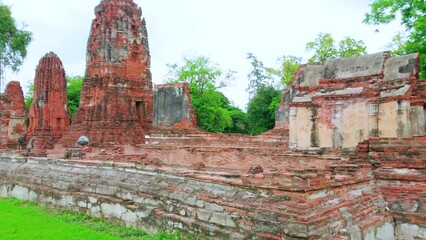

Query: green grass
[0,198,182,240]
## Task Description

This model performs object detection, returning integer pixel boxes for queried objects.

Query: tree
[0,4,32,75]
[245,53,285,135]
[246,53,274,98]
[166,56,246,133]
[363,0,426,78]
[67,75,83,117]
[165,56,235,93]
[247,86,281,135]
[270,55,301,86]
[306,33,367,62]
[338,37,368,58]
[24,81,33,112]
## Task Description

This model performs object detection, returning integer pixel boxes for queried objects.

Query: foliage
[246,53,290,135]
[220,95,249,134]
[0,4,32,73]
[166,56,247,133]
[270,55,301,85]
[165,56,235,92]
[246,53,274,97]
[337,37,368,58]
[188,81,232,132]
[0,198,182,240]
[24,81,33,112]
[363,0,426,78]
[67,75,83,117]
[305,33,367,62]
[247,86,281,135]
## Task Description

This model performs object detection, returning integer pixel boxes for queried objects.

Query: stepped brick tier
[367,138,426,235]
[26,52,70,156]
[275,52,425,153]
[0,155,395,240]
[59,0,153,147]
[153,83,197,129]
[0,81,27,149]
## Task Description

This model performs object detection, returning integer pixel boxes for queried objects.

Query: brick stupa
[26,52,70,154]
[0,81,27,148]
[60,0,153,147]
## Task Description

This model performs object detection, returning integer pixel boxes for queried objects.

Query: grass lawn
[0,198,181,240]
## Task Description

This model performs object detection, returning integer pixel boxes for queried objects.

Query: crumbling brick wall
[0,81,27,149]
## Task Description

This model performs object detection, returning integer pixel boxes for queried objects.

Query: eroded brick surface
[1,0,425,239]
[59,0,153,147]
[0,81,27,149]
[25,52,70,155]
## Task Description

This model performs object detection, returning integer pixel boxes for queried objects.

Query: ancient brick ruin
[276,52,424,152]
[0,81,27,149]
[26,52,70,156]
[59,0,153,147]
[0,0,425,239]
[153,83,197,129]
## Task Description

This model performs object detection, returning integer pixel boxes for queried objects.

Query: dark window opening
[136,101,145,127]
[56,118,61,130]
[107,45,112,61]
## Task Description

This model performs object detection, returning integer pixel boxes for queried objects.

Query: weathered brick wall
[282,52,424,153]
[0,154,395,239]
[368,137,426,239]
[144,128,288,171]
[0,81,27,149]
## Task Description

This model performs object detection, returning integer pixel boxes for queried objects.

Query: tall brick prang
[59,0,153,147]
[26,52,70,155]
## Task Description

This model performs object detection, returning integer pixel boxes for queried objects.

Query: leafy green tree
[338,37,368,58]
[306,33,337,62]
[246,53,274,97]
[246,53,284,135]
[0,4,32,73]
[166,56,235,93]
[363,0,426,78]
[166,56,246,133]
[24,82,33,112]
[247,86,281,135]
[270,55,301,85]
[66,75,83,117]
[306,33,367,62]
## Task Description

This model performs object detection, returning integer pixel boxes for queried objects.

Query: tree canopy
[66,75,83,117]
[363,0,426,78]
[245,53,284,135]
[165,56,248,133]
[305,33,367,62]
[0,4,32,73]
[271,55,301,86]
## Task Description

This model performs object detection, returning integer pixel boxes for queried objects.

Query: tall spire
[59,0,153,147]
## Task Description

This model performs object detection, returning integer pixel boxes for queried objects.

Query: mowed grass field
[0,198,181,240]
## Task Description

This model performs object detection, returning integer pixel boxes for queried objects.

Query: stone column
[367,103,378,137]
[288,107,297,150]
[397,100,411,138]
[410,105,425,137]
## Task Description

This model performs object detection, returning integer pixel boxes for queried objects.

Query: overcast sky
[2,0,403,109]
